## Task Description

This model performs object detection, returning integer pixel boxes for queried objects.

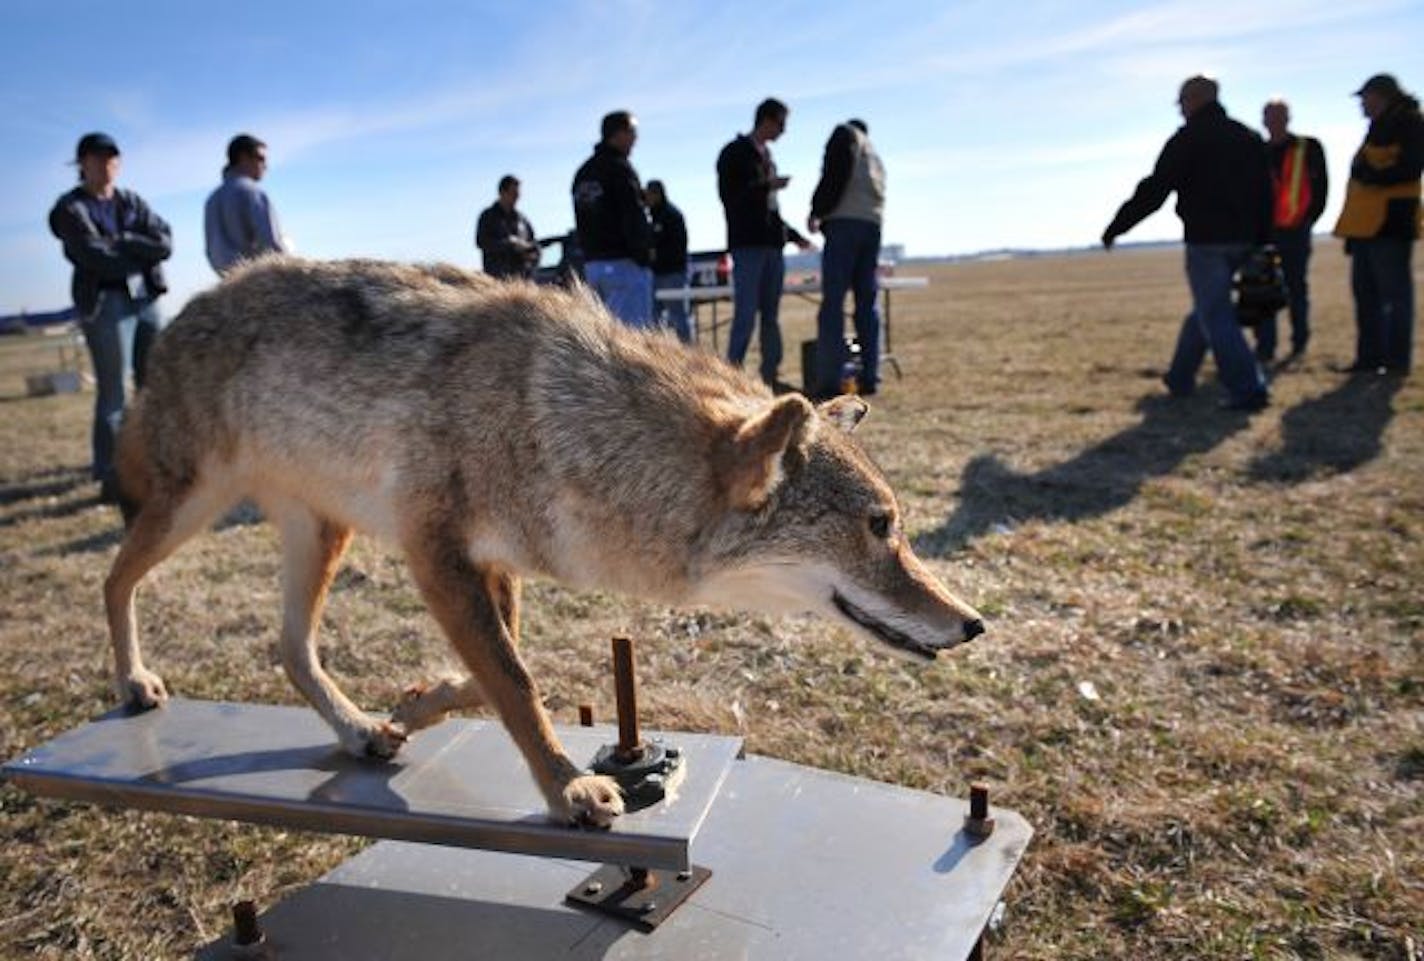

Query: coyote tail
[113,395,151,527]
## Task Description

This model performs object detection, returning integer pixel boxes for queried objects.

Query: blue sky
[2,0,1420,314]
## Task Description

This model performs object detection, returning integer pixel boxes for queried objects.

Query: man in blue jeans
[716,98,811,387]
[572,111,654,328]
[808,119,887,398]
[49,132,171,505]
[1102,76,1272,412]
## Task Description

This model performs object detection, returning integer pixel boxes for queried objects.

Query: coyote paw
[340,719,408,760]
[391,676,483,734]
[118,668,169,710]
[559,774,624,829]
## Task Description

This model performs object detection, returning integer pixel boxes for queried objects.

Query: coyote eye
[867,512,892,539]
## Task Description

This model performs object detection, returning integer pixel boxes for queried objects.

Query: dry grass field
[1,244,1420,960]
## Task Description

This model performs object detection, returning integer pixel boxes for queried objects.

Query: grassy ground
[1,245,1420,959]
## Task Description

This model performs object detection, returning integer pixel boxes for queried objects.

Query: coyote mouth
[832,591,938,662]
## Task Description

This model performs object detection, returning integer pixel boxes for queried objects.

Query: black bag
[1234,246,1288,327]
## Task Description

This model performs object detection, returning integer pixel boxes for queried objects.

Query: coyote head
[694,394,985,660]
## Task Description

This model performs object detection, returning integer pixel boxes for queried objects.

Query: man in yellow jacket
[1334,74,1423,375]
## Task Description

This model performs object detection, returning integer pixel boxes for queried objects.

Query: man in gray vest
[808,119,886,398]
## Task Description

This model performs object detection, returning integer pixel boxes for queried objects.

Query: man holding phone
[717,97,812,388]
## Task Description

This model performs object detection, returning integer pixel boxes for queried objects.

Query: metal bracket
[565,864,712,931]
[589,738,684,811]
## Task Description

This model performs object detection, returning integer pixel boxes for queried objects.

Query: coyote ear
[716,395,816,510]
[818,395,868,433]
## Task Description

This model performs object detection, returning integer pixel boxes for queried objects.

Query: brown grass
[1,245,1421,960]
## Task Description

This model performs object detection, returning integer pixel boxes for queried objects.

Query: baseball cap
[74,132,120,161]
[1353,74,1401,98]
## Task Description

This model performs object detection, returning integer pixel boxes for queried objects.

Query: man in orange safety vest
[1259,99,1328,366]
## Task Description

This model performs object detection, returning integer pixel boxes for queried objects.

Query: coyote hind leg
[404,535,622,827]
[104,478,235,708]
[392,573,513,732]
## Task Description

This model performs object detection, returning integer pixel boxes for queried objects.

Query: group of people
[48,131,289,501]
[47,73,1421,503]
[1103,72,1421,412]
[479,98,888,398]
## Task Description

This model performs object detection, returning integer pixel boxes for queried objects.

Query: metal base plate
[565,863,712,930]
[1,699,742,871]
[194,755,1031,960]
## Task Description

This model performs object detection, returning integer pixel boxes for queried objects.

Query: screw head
[584,881,604,895]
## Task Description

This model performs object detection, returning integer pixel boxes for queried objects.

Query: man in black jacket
[49,132,172,502]
[476,174,538,280]
[1103,76,1272,411]
[572,111,654,327]
[646,179,691,342]
[717,98,811,386]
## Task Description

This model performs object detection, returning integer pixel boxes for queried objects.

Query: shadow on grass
[1248,373,1402,482]
[918,392,1251,553]
[0,467,90,506]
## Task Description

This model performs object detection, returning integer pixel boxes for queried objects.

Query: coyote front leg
[274,505,406,758]
[404,532,623,827]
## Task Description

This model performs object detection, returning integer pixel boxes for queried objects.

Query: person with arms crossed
[49,132,172,504]
[1102,76,1272,412]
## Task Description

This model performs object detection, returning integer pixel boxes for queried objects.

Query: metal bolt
[612,637,645,762]
[578,704,594,727]
[584,881,604,895]
[965,782,996,839]
[676,869,693,882]
[640,901,658,915]
[232,900,263,946]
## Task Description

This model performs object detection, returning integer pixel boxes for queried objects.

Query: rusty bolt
[578,704,594,727]
[965,782,996,839]
[232,900,264,946]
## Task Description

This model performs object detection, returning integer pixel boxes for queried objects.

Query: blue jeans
[1350,237,1414,371]
[585,258,653,329]
[653,269,692,343]
[81,289,163,484]
[1255,227,1311,360]
[814,218,882,396]
[728,246,785,383]
[1165,244,1268,406]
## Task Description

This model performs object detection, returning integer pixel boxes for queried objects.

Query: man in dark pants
[476,174,539,280]
[1259,99,1328,365]
[645,179,691,342]
[49,132,171,503]
[1333,73,1422,376]
[1102,76,1272,412]
[717,97,811,387]
[807,118,886,398]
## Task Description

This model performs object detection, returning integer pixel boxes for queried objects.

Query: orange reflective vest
[1273,139,1312,229]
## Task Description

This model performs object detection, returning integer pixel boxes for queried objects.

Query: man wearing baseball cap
[48,132,172,506]
[1333,73,1423,375]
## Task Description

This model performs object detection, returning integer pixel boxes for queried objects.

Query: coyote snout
[105,257,983,829]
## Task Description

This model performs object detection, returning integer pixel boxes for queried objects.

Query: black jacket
[475,201,537,279]
[1105,102,1271,245]
[650,201,688,274]
[572,144,652,265]
[810,124,856,219]
[49,186,171,319]
[717,134,807,249]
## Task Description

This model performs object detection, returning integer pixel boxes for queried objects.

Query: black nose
[963,619,985,642]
